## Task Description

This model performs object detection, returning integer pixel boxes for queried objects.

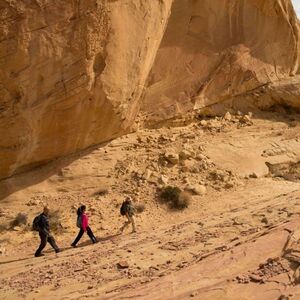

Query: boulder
[158,175,169,185]
[179,150,193,160]
[165,153,179,165]
[224,112,232,121]
[185,184,207,196]
[117,261,129,269]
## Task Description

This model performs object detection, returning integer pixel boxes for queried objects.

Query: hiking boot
[34,253,45,257]
[71,243,77,248]
[92,238,97,244]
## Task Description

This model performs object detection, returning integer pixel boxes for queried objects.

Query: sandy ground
[0,110,300,299]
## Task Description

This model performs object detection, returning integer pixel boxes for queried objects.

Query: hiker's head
[43,206,49,215]
[80,205,86,213]
[125,197,132,204]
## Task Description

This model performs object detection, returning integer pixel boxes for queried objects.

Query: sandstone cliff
[0,0,299,179]
[142,0,300,124]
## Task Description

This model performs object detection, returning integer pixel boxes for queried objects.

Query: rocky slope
[0,0,299,179]
[0,109,300,299]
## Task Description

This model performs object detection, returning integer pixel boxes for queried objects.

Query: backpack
[120,201,127,216]
[76,215,82,228]
[32,214,41,231]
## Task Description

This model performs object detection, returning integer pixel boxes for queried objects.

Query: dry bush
[10,213,28,228]
[174,191,191,210]
[159,186,191,210]
[92,188,109,197]
[135,203,145,213]
[49,210,63,233]
[0,223,7,233]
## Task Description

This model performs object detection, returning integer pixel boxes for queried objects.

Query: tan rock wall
[0,0,299,179]
[142,0,300,124]
[0,0,172,178]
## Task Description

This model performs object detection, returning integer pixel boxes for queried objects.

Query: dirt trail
[0,111,300,299]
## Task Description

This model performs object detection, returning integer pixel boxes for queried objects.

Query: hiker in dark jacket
[35,206,60,257]
[120,197,136,233]
[71,205,97,247]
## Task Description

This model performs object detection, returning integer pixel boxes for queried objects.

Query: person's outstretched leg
[130,216,136,233]
[47,235,60,253]
[71,229,84,247]
[35,232,47,257]
[120,221,130,232]
[86,227,97,243]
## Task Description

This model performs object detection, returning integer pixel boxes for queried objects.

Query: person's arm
[40,215,50,235]
[82,214,88,231]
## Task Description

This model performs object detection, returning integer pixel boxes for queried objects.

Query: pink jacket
[81,213,89,231]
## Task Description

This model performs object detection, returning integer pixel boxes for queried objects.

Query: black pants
[35,232,59,255]
[72,227,96,246]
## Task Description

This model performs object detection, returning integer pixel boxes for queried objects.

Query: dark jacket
[38,213,50,235]
[125,202,135,217]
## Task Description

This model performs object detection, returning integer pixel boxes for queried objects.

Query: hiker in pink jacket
[71,205,97,247]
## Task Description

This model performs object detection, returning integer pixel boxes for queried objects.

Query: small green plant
[10,213,28,228]
[159,186,191,210]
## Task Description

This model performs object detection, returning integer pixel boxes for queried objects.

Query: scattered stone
[190,291,198,297]
[143,169,152,180]
[158,175,169,185]
[224,112,232,121]
[26,200,38,206]
[165,153,179,165]
[185,184,206,196]
[239,114,253,125]
[261,217,268,224]
[249,274,262,282]
[196,154,206,161]
[179,150,192,160]
[278,295,289,300]
[199,120,208,127]
[13,226,22,232]
[225,182,234,189]
[249,172,258,178]
[293,266,300,284]
[233,217,244,225]
[117,261,129,269]
[236,275,250,284]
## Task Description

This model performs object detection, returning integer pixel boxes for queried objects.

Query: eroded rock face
[142,0,300,124]
[0,0,172,178]
[0,0,299,179]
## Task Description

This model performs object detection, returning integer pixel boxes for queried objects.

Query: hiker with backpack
[71,205,97,247]
[33,206,60,257]
[120,197,136,233]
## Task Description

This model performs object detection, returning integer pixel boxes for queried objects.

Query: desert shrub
[174,191,191,210]
[135,203,145,213]
[10,213,28,228]
[0,223,7,233]
[160,186,181,203]
[49,210,63,233]
[159,186,190,210]
[92,188,109,197]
